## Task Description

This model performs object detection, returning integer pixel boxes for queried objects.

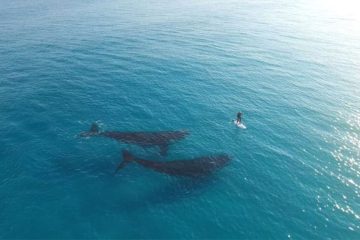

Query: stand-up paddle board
[233,120,246,129]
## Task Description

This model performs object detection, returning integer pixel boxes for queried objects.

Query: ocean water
[0,0,359,239]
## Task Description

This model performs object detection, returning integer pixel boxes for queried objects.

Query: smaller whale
[79,123,189,155]
[116,150,231,177]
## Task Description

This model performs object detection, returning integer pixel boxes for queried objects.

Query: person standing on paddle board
[236,112,242,124]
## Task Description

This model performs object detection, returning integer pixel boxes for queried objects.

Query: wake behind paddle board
[233,120,246,129]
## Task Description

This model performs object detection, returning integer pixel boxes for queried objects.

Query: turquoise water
[1,0,359,238]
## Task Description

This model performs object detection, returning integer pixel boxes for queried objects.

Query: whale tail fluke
[114,150,135,174]
[89,123,100,133]
[79,123,100,137]
[122,150,134,162]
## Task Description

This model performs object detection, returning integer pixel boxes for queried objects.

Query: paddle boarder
[236,112,242,124]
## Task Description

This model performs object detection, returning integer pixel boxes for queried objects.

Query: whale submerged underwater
[116,150,231,177]
[80,123,230,177]
[80,123,189,155]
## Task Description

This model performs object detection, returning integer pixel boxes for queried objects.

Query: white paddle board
[233,120,246,129]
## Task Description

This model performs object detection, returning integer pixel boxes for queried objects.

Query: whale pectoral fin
[159,144,169,156]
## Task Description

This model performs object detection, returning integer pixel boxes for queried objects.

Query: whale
[79,123,189,155]
[115,150,231,177]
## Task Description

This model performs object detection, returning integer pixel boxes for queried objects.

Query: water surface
[0,0,359,239]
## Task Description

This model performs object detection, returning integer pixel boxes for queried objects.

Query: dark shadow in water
[121,175,219,213]
[35,154,223,215]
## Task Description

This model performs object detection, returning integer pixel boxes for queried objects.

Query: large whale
[115,150,231,177]
[79,123,189,155]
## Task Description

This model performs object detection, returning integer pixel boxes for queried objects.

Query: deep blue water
[1,0,360,239]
